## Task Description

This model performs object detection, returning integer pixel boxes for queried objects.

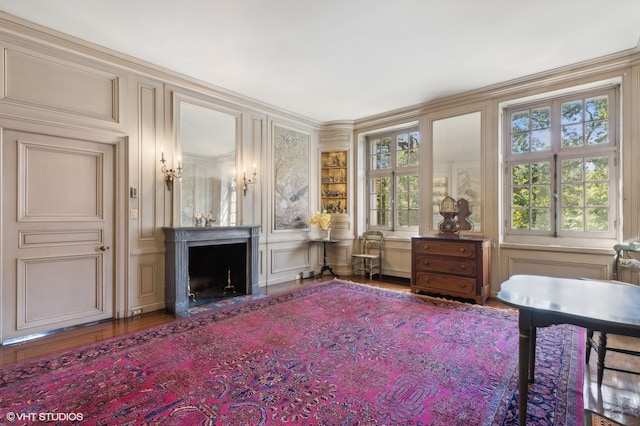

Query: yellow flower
[308,210,331,229]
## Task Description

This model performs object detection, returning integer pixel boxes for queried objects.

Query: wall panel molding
[19,229,103,248]
[271,245,311,274]
[17,140,103,221]
[2,45,119,122]
[507,255,609,280]
[138,262,156,297]
[137,81,161,241]
[16,254,105,330]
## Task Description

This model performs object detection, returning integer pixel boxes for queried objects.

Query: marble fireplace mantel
[163,226,260,315]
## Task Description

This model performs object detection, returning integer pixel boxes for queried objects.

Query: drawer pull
[459,265,467,270]
[459,248,466,253]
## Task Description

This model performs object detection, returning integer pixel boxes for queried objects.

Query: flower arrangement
[308,210,331,229]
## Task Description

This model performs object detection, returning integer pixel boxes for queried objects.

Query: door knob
[100,245,110,251]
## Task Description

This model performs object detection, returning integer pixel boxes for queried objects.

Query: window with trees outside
[367,127,420,232]
[504,87,618,243]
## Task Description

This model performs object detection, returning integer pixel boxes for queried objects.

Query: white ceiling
[0,0,639,123]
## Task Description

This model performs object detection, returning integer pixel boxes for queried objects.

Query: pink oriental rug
[0,280,584,425]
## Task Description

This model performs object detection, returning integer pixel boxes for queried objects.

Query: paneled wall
[0,33,132,342]
[0,12,639,342]
[128,77,165,316]
[0,14,321,342]
[499,246,612,281]
[352,55,640,293]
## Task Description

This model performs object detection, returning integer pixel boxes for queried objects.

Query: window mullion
[552,153,558,237]
[550,100,560,237]
[391,170,396,231]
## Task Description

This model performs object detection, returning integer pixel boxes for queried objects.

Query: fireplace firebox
[188,243,245,296]
[163,226,259,315]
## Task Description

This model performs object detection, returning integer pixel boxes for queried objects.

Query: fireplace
[163,226,259,315]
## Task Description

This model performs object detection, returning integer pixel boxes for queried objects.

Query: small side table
[310,238,340,279]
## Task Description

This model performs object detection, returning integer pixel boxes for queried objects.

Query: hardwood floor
[1,275,638,424]
[584,334,640,426]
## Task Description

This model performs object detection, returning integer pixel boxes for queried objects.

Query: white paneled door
[1,130,115,343]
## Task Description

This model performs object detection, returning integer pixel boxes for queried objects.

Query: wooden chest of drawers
[411,236,491,304]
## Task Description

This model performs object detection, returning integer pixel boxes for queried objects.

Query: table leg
[518,311,532,426]
[315,241,339,279]
[597,332,607,388]
[518,327,530,426]
[529,326,536,383]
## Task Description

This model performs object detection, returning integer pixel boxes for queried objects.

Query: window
[367,127,420,231]
[504,87,618,242]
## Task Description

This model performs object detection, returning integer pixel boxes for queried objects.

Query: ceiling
[0,1,639,123]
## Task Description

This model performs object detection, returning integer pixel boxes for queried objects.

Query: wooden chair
[585,242,640,387]
[351,231,384,279]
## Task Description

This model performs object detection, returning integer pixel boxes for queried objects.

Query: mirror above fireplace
[175,95,239,227]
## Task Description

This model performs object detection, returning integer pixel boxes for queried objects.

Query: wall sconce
[241,164,257,196]
[160,149,182,191]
